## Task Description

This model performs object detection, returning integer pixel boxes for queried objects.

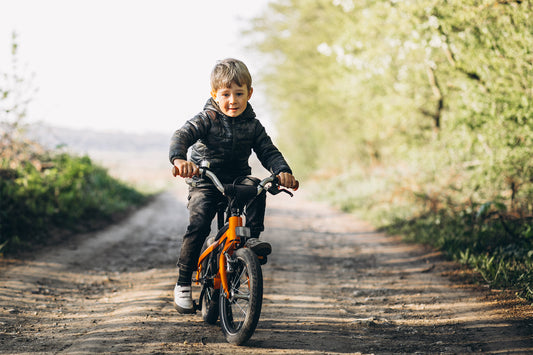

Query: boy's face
[211,82,253,117]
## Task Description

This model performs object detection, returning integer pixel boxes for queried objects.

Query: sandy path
[1,187,532,354]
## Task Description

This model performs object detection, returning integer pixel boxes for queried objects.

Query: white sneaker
[174,284,195,314]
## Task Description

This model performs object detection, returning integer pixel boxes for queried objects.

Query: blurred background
[0,0,270,134]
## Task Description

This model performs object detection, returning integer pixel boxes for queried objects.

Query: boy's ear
[210,90,218,101]
[248,87,253,100]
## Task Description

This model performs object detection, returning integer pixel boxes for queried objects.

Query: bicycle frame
[189,161,294,302]
[196,214,243,298]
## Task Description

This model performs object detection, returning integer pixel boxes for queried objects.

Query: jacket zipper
[231,117,237,161]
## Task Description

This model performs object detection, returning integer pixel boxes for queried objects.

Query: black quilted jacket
[169,98,292,184]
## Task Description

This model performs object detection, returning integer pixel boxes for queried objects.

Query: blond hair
[210,58,252,91]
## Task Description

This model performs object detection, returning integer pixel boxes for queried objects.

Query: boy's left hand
[278,172,299,191]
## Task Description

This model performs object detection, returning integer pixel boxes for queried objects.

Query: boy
[169,58,298,314]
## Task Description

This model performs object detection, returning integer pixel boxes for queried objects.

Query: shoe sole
[174,303,196,314]
[250,244,271,256]
[246,239,272,256]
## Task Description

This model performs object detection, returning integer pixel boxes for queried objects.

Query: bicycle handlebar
[173,161,297,197]
[201,167,281,197]
[201,169,226,194]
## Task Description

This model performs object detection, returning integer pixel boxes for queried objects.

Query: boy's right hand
[172,159,199,178]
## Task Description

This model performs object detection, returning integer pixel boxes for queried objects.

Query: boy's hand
[172,159,199,178]
[278,172,299,191]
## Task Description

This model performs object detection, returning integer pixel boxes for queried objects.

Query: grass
[310,167,533,303]
[383,210,533,302]
[0,152,149,255]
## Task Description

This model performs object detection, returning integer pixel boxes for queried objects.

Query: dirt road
[1,186,532,354]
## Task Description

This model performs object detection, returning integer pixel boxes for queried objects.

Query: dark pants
[177,179,266,283]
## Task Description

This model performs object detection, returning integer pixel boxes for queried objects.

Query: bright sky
[0,0,271,134]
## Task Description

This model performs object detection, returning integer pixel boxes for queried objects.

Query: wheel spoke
[234,300,247,317]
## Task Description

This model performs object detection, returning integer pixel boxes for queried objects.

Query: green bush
[0,153,147,254]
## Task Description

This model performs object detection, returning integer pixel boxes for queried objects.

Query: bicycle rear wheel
[219,247,263,345]
[199,246,219,324]
[200,274,219,324]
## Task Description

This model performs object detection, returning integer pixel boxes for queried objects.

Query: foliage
[0,153,147,253]
[250,0,533,300]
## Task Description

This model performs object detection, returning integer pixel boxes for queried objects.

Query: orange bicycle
[176,161,297,345]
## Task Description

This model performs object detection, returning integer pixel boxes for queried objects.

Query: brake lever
[280,188,294,197]
[267,186,294,197]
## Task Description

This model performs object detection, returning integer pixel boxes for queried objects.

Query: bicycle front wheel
[219,247,263,345]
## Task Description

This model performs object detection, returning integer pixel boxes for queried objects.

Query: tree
[250,0,533,216]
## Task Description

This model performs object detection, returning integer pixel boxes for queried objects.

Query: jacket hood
[203,97,256,120]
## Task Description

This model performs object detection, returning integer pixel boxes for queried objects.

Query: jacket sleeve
[252,121,293,175]
[169,112,212,164]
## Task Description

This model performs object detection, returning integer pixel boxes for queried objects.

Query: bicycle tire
[200,246,219,324]
[219,247,263,345]
[201,284,219,324]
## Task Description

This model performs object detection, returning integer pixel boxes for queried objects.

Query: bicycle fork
[219,215,243,298]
